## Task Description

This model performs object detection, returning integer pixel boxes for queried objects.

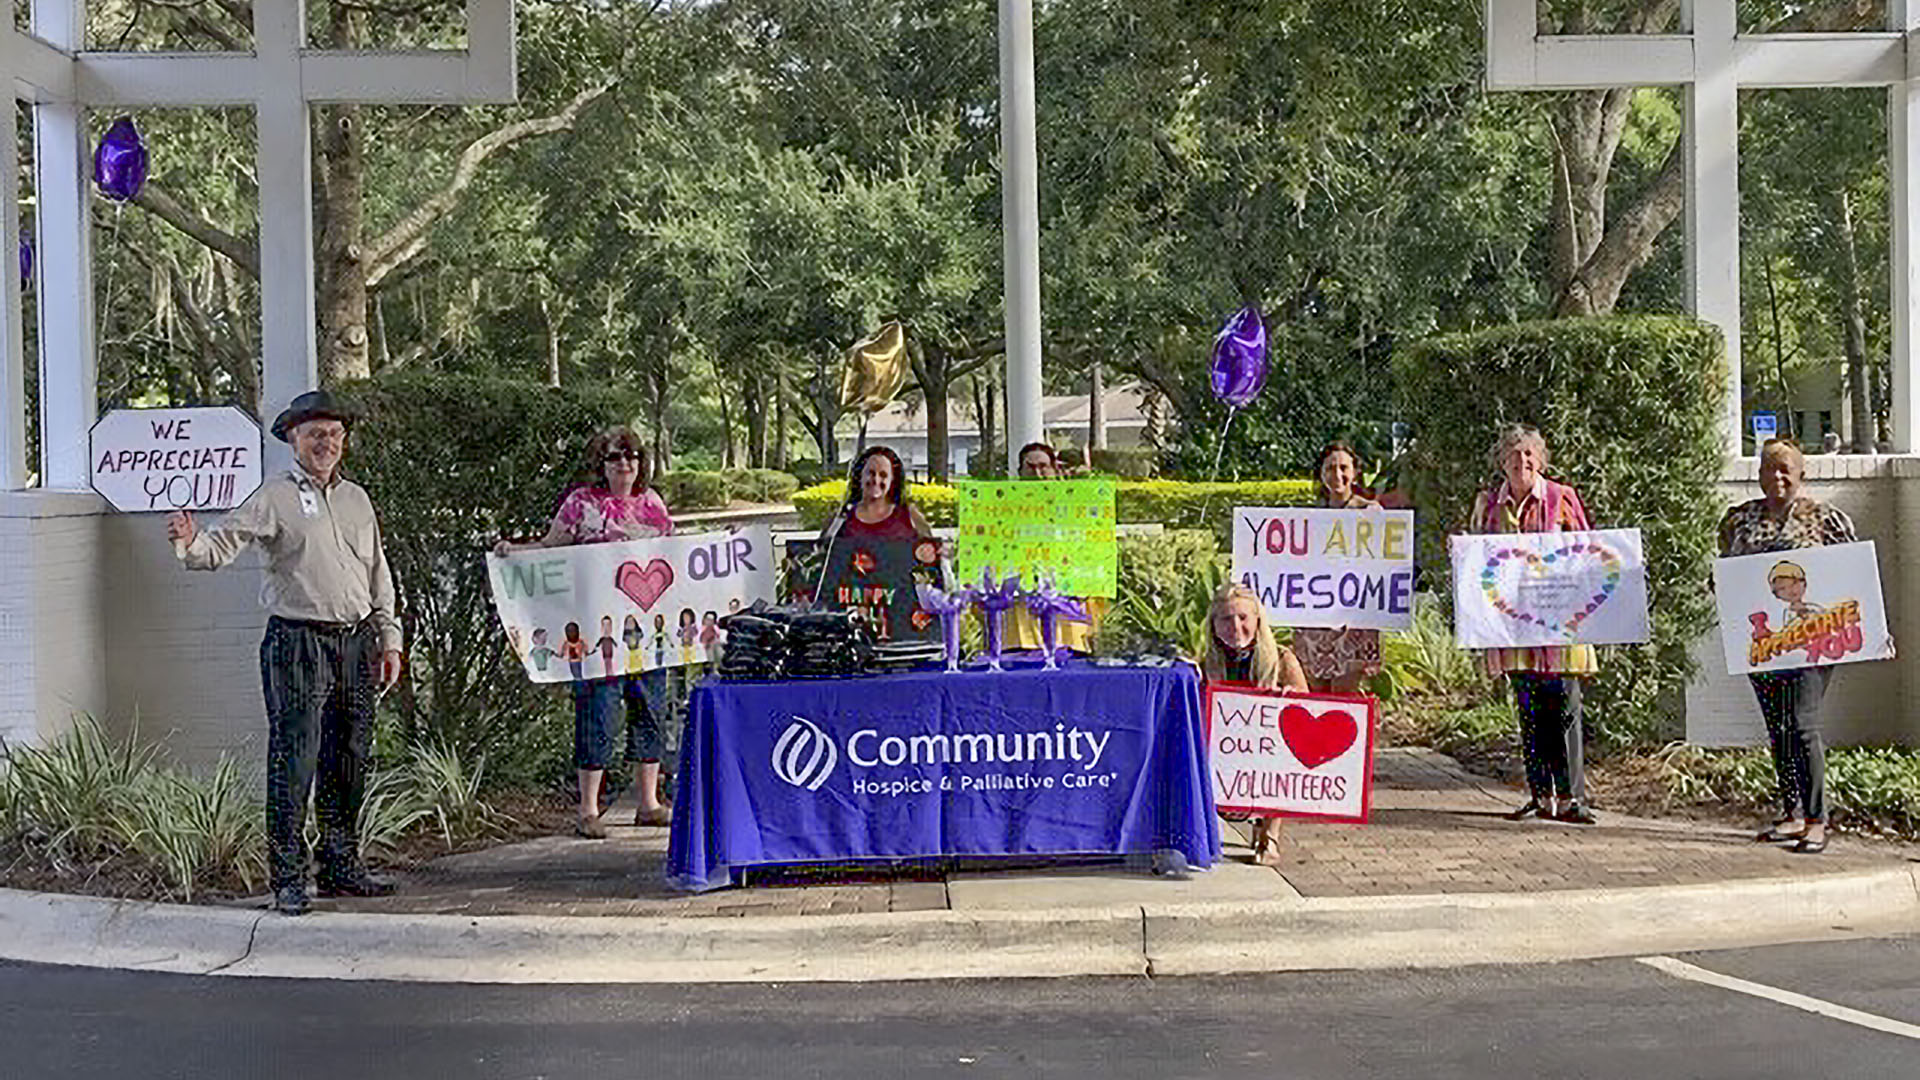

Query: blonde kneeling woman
[1202,582,1308,865]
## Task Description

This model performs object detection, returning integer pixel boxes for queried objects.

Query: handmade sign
[1206,685,1375,823]
[955,478,1118,598]
[89,406,261,513]
[1712,542,1892,676]
[487,527,776,682]
[1450,528,1651,648]
[783,535,944,644]
[1231,506,1416,631]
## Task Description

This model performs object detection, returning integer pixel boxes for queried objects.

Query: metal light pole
[998,0,1044,473]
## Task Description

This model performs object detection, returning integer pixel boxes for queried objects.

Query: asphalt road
[3,936,1916,1079]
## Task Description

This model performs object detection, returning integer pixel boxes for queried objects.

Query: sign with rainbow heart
[485,527,777,682]
[1712,541,1892,676]
[1205,685,1376,823]
[1449,528,1651,648]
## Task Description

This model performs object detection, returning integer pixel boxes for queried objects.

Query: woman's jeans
[572,670,671,770]
[1509,672,1586,804]
[1748,667,1833,823]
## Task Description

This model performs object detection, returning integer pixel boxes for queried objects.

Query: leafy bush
[1089,447,1158,479]
[337,372,643,783]
[1373,593,1492,702]
[1103,530,1228,659]
[966,449,1009,478]
[655,470,730,510]
[791,478,1317,536]
[1394,317,1727,743]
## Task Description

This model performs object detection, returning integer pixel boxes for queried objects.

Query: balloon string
[1197,406,1237,527]
[98,203,128,402]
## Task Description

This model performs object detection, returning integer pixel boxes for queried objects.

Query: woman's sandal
[1505,799,1546,821]
[1792,834,1828,855]
[1756,820,1806,843]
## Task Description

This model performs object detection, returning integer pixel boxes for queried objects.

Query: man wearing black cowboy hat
[167,389,404,915]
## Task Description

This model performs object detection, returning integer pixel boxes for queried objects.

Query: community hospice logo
[772,715,839,790]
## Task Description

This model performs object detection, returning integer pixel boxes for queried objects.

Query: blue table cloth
[666,660,1222,891]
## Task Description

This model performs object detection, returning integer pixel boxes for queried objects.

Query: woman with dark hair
[494,426,676,837]
[1292,441,1384,694]
[822,444,934,543]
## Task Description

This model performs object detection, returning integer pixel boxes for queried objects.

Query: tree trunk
[982,365,998,471]
[1764,257,1795,440]
[771,368,788,470]
[1832,188,1874,452]
[541,296,561,387]
[909,339,953,484]
[742,368,768,468]
[315,7,370,384]
[1088,360,1107,450]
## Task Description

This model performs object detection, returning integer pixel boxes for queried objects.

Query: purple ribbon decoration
[1024,577,1090,670]
[974,568,1023,671]
[915,583,975,672]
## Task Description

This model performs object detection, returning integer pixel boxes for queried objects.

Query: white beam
[1531,37,1695,88]
[255,0,317,430]
[1894,4,1920,452]
[1484,0,1537,89]
[1685,1,1743,455]
[464,0,519,102]
[0,96,26,490]
[1733,35,1906,88]
[303,52,480,104]
[32,0,94,489]
[4,30,77,101]
[997,0,1043,471]
[73,55,264,107]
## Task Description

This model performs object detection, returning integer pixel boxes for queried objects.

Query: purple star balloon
[1209,306,1268,409]
[93,118,148,203]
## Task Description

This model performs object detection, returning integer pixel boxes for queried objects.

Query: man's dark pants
[261,616,379,889]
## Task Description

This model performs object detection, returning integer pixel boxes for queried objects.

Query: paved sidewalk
[312,749,1919,919]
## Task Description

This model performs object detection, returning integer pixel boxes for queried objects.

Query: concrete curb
[2,868,1916,983]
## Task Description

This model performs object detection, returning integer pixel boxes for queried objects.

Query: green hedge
[792,478,1317,535]
[336,372,644,779]
[656,471,730,510]
[1393,316,1728,743]
[1089,447,1158,479]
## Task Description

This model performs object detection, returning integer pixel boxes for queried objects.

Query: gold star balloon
[839,321,910,414]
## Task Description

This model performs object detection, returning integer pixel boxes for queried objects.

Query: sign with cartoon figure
[1450,528,1652,648]
[1206,685,1376,823]
[782,536,944,643]
[1713,541,1893,675]
[486,527,776,682]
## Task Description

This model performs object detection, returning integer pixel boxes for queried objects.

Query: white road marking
[1637,955,1920,1041]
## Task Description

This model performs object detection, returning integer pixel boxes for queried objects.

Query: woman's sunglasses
[602,450,642,463]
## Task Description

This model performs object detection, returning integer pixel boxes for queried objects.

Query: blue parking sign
[1751,412,1777,443]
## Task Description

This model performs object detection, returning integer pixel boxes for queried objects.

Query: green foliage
[1103,530,1228,660]
[336,371,643,781]
[791,478,1318,535]
[1373,594,1492,703]
[1393,317,1729,742]
[1088,448,1158,480]
[655,471,730,511]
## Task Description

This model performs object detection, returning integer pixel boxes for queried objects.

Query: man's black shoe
[272,885,311,916]
[315,869,397,898]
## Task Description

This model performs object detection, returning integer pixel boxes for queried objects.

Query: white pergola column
[1685,0,1743,450]
[1485,0,1916,455]
[1893,2,1920,451]
[31,0,94,489]
[1,89,25,490]
[997,0,1044,471]
[254,0,319,425]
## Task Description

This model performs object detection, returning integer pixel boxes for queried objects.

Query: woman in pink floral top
[495,426,676,838]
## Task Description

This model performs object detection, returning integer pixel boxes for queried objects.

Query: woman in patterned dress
[1717,438,1868,855]
[1292,442,1384,695]
[495,427,677,836]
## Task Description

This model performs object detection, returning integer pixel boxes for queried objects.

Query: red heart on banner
[615,559,674,611]
[1279,704,1358,770]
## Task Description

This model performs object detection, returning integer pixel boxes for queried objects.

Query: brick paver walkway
[319,749,1918,918]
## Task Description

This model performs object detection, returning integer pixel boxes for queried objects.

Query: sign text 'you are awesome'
[1206,685,1376,823]
[1232,506,1416,631]
[89,407,263,513]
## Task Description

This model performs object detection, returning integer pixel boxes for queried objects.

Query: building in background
[835,383,1164,476]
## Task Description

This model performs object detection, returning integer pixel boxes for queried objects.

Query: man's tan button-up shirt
[176,467,403,654]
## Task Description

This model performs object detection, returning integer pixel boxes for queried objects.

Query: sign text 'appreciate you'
[88,406,263,513]
[1231,506,1416,631]
[1207,686,1374,822]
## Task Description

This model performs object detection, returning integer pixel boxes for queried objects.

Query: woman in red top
[822,445,934,543]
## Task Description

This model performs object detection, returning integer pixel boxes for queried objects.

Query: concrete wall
[1684,454,1918,747]
[0,491,109,748]
[99,511,268,771]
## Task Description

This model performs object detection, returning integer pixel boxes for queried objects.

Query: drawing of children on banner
[596,615,619,678]
[528,628,555,673]
[623,615,645,673]
[1768,561,1826,624]
[562,622,587,680]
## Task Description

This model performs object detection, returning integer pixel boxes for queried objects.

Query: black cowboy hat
[270,389,355,443]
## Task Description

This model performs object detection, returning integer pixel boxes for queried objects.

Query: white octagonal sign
[90,407,263,513]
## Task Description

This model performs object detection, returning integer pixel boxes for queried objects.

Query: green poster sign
[955,478,1118,598]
